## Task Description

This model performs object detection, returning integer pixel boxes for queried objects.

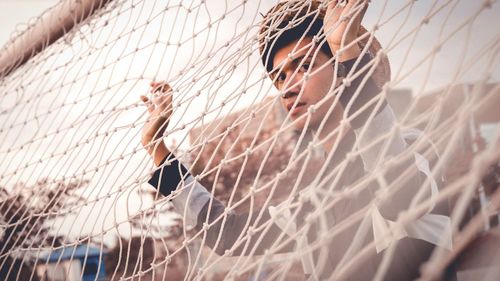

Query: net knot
[305,213,315,224]
[197,268,204,276]
[249,186,256,196]
[346,152,356,162]
[340,15,351,22]
[202,222,209,231]
[342,78,351,87]
[299,192,308,203]
[247,226,256,236]
[308,141,316,151]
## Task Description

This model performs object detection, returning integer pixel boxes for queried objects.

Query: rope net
[0,0,499,280]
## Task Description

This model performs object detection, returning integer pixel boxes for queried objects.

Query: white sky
[0,0,59,47]
[2,0,499,90]
[0,0,498,241]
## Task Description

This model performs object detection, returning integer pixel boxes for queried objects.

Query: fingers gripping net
[0,0,499,280]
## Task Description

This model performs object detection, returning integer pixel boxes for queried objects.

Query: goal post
[0,0,114,78]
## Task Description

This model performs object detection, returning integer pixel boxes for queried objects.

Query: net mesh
[0,0,499,280]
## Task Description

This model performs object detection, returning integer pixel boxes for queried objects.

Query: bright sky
[2,0,499,87]
[0,0,59,47]
[2,1,499,93]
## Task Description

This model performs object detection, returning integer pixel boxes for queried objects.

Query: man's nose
[281,74,302,99]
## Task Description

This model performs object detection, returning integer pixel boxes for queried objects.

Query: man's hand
[140,81,173,166]
[324,0,368,62]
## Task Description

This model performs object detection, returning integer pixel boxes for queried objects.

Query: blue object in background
[41,244,107,281]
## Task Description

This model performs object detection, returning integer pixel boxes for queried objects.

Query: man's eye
[273,73,286,89]
[300,62,311,71]
[277,73,286,82]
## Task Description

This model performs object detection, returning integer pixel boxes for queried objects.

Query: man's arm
[141,81,174,166]
[148,154,295,256]
[141,82,294,255]
[340,53,441,221]
[195,193,295,256]
[324,0,368,62]
[322,0,438,220]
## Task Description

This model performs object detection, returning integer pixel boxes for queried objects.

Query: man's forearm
[145,140,170,166]
[147,154,291,256]
[332,42,361,62]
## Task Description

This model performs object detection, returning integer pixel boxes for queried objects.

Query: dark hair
[258,1,391,88]
[259,1,332,73]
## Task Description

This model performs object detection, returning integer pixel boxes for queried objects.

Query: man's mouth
[288,101,307,116]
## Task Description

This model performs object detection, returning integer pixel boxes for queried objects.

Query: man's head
[259,2,331,73]
[271,35,342,130]
[259,1,390,131]
[259,1,344,130]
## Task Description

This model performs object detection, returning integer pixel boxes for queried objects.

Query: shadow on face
[270,37,345,131]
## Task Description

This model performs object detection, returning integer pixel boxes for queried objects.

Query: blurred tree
[0,178,88,281]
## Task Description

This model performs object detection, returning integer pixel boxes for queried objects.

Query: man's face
[271,37,342,131]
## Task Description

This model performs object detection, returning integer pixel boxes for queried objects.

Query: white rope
[0,0,499,280]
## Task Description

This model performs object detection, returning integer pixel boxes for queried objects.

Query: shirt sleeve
[147,154,295,255]
[148,154,211,226]
[148,154,190,196]
[339,52,388,129]
[195,197,295,256]
[341,53,442,221]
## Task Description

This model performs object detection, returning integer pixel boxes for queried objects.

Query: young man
[141,1,452,279]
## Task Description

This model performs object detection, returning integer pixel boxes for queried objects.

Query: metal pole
[0,0,114,78]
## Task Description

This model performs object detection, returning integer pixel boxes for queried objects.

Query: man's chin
[291,117,309,132]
